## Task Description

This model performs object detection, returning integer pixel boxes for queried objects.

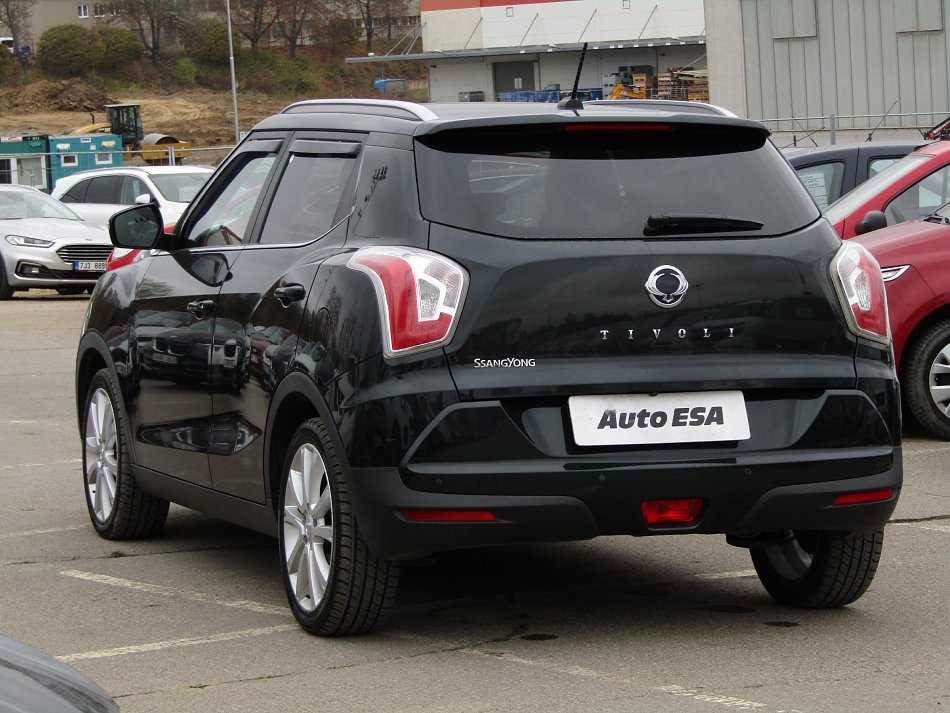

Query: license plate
[152,353,178,365]
[74,261,106,272]
[568,391,750,446]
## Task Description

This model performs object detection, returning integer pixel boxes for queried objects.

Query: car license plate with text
[152,353,178,365]
[569,391,750,446]
[73,261,106,272]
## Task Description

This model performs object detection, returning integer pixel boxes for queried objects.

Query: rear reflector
[641,498,704,526]
[832,489,894,506]
[402,509,498,523]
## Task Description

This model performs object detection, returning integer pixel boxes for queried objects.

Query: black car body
[76,99,902,636]
[784,141,922,210]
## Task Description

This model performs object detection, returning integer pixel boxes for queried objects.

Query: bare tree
[338,0,407,55]
[275,0,317,58]
[231,0,280,52]
[111,0,183,66]
[0,0,34,63]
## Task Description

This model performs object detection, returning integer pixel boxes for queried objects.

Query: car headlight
[5,235,54,248]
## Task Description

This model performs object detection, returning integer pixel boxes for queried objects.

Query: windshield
[415,123,818,238]
[0,189,80,221]
[825,153,932,223]
[150,173,210,203]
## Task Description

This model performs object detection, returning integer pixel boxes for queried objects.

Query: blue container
[0,134,49,190]
[48,134,124,189]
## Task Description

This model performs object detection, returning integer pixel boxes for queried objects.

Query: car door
[207,132,364,501]
[127,137,283,487]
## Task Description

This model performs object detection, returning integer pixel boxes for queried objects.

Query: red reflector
[641,498,704,526]
[833,489,894,506]
[563,123,674,133]
[402,509,498,523]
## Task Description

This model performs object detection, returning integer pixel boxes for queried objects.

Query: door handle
[274,284,306,307]
[186,299,216,319]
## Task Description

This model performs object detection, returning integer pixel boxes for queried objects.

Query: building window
[623,0,630,8]
[94,3,106,16]
[506,6,513,17]
[61,155,79,167]
[95,153,113,165]
[77,4,89,18]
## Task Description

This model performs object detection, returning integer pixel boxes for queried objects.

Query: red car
[826,140,950,238]
[853,202,950,438]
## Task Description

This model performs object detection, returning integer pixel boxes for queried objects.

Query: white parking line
[58,625,298,663]
[0,525,88,540]
[0,458,82,471]
[60,570,291,617]
[694,569,757,580]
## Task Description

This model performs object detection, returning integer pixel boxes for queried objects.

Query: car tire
[82,368,169,539]
[750,530,883,608]
[903,318,950,439]
[0,258,13,300]
[279,418,399,636]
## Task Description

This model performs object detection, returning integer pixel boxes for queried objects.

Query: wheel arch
[76,332,114,427]
[265,371,346,516]
[896,303,950,376]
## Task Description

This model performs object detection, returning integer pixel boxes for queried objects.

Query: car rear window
[414,123,819,238]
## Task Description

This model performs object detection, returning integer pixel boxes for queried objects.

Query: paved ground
[1,291,947,713]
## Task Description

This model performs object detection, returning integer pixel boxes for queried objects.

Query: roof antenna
[557,42,588,111]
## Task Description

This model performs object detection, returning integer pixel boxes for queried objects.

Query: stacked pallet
[655,67,709,102]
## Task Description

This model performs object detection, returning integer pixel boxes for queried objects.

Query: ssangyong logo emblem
[645,265,688,308]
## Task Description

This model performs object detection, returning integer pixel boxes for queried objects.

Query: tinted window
[85,175,122,203]
[183,152,278,248]
[353,147,418,240]
[59,179,89,203]
[795,161,844,210]
[415,124,818,238]
[259,152,357,245]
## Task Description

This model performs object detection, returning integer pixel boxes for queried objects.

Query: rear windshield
[415,123,819,238]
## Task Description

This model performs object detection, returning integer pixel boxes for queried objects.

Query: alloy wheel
[84,387,118,523]
[282,443,333,613]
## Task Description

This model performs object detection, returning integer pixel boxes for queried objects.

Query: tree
[182,16,238,64]
[275,0,317,59]
[338,0,408,54]
[110,0,182,67]
[37,25,105,77]
[0,0,34,64]
[94,26,143,71]
[230,0,280,52]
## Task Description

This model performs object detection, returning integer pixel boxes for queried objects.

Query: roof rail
[585,99,736,117]
[281,99,438,122]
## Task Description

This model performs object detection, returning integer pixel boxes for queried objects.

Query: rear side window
[59,179,89,203]
[795,161,844,210]
[415,123,819,238]
[85,175,122,203]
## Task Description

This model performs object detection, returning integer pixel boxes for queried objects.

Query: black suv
[76,99,902,636]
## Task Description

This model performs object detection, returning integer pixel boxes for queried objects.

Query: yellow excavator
[72,103,191,164]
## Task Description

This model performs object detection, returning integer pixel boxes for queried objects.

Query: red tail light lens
[402,509,497,522]
[348,247,468,358]
[641,498,704,526]
[831,242,889,343]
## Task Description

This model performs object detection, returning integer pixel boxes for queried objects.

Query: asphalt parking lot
[1,292,948,713]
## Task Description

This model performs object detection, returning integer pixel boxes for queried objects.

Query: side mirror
[109,204,167,250]
[855,210,887,235]
[134,193,154,206]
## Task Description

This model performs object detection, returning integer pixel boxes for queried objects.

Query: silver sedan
[0,184,112,298]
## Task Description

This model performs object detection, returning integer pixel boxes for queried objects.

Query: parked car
[0,635,118,713]
[784,141,921,210]
[52,165,213,226]
[852,201,950,439]
[77,99,901,637]
[0,184,111,298]
[824,139,950,238]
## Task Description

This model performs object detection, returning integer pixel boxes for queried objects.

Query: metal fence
[759,110,948,148]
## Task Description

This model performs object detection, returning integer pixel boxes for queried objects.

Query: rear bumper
[347,449,901,560]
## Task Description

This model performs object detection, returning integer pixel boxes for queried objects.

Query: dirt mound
[4,79,115,113]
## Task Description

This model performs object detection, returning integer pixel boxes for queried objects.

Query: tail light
[347,246,468,358]
[831,242,889,343]
[641,498,704,526]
